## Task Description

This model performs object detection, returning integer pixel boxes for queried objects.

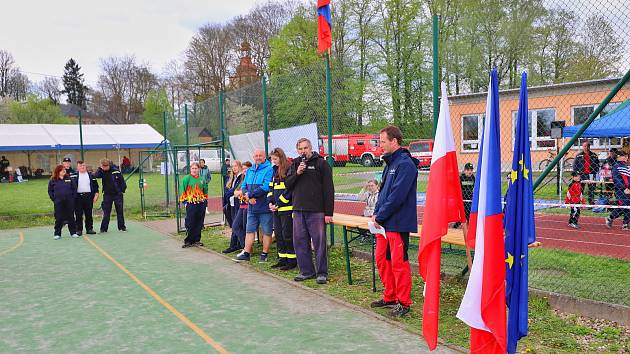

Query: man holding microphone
[286,138,335,284]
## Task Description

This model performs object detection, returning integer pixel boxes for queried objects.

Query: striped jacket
[268,165,293,213]
[612,160,630,203]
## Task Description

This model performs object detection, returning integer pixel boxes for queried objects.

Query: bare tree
[184,23,236,99]
[37,77,62,104]
[6,68,29,101]
[161,59,188,113]
[97,55,158,123]
[0,50,16,98]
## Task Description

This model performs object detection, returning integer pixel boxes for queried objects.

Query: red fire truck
[408,139,434,168]
[319,134,384,167]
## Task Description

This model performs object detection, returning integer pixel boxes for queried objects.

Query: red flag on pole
[317,0,332,54]
[418,82,467,351]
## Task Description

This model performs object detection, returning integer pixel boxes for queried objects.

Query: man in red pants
[370,125,419,317]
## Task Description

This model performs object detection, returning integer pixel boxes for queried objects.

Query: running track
[334,201,630,260]
[208,197,628,260]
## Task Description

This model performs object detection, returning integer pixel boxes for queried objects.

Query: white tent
[0,124,164,151]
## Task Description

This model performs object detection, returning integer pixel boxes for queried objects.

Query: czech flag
[317,0,332,54]
[456,68,506,353]
[418,82,467,351]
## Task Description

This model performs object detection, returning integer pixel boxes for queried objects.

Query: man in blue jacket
[371,125,418,317]
[234,149,274,262]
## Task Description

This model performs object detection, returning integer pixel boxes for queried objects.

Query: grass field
[1,222,440,353]
[196,227,630,353]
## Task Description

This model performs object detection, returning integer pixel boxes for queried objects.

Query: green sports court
[0,221,451,353]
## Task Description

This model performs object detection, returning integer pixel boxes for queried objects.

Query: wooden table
[332,213,541,291]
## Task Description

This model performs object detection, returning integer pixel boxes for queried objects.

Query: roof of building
[449,77,621,104]
[0,124,164,151]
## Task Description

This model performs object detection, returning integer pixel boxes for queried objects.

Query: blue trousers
[292,211,327,277]
[229,207,247,249]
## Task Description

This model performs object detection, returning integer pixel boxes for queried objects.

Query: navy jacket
[612,160,630,203]
[242,160,273,214]
[374,148,418,233]
[94,167,127,195]
[48,177,77,201]
[70,171,100,198]
[268,165,293,213]
[224,173,243,205]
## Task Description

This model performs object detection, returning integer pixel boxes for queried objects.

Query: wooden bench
[332,213,541,291]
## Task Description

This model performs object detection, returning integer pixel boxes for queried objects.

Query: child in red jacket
[566,171,584,228]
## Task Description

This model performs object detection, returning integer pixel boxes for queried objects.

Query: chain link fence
[156,0,630,308]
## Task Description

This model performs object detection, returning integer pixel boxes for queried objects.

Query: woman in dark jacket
[268,148,296,270]
[48,165,78,239]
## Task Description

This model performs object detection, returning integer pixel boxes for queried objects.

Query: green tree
[62,58,88,108]
[7,95,71,124]
[142,89,185,145]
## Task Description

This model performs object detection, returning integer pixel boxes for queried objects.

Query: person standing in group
[48,165,79,240]
[268,148,297,270]
[454,163,475,228]
[62,157,75,176]
[221,159,235,227]
[566,171,584,229]
[0,155,9,180]
[606,150,630,230]
[73,160,99,236]
[285,138,335,284]
[229,161,252,255]
[199,158,213,215]
[121,156,131,173]
[370,126,418,317]
[573,141,599,204]
[358,180,379,217]
[222,160,245,253]
[234,150,274,262]
[180,162,208,248]
[94,158,127,233]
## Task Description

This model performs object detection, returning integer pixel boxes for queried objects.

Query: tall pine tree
[62,58,87,108]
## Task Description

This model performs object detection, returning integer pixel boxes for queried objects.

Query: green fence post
[163,111,170,210]
[185,104,190,170]
[219,90,226,189]
[432,15,439,138]
[262,76,269,156]
[533,69,630,190]
[78,110,85,161]
[325,52,335,246]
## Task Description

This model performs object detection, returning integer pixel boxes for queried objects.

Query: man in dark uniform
[73,160,99,235]
[0,155,9,180]
[94,158,127,233]
[454,163,475,228]
[62,157,75,175]
[606,150,630,230]
[573,141,599,204]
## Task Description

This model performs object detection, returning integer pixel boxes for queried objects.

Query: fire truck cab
[408,139,434,169]
[319,134,384,167]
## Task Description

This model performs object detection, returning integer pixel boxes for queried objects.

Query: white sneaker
[236,250,245,257]
[53,235,61,240]
[71,233,80,238]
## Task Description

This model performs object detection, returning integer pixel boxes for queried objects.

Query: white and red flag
[418,82,467,351]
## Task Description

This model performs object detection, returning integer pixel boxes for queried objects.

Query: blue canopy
[563,100,630,138]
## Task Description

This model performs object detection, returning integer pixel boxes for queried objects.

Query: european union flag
[504,72,536,354]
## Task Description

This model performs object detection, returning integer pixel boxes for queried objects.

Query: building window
[462,114,483,152]
[571,103,621,149]
[512,108,556,150]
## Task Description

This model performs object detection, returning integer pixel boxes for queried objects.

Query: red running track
[333,201,630,260]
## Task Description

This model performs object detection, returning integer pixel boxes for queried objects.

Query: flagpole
[326,50,335,246]
[432,15,439,137]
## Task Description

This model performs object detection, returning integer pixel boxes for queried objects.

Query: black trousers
[568,207,580,225]
[101,193,125,231]
[273,211,295,259]
[229,206,246,249]
[185,201,207,245]
[54,198,77,236]
[610,200,630,224]
[75,193,94,232]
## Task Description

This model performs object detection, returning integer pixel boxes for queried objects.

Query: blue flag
[504,72,536,354]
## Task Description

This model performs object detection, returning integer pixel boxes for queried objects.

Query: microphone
[300,153,307,163]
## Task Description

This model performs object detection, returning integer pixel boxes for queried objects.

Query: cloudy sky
[1,0,261,87]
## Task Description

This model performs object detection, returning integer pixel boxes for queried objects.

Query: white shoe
[53,235,61,240]
[71,233,80,238]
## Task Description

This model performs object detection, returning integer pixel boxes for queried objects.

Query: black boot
[271,257,287,269]
[280,258,297,270]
